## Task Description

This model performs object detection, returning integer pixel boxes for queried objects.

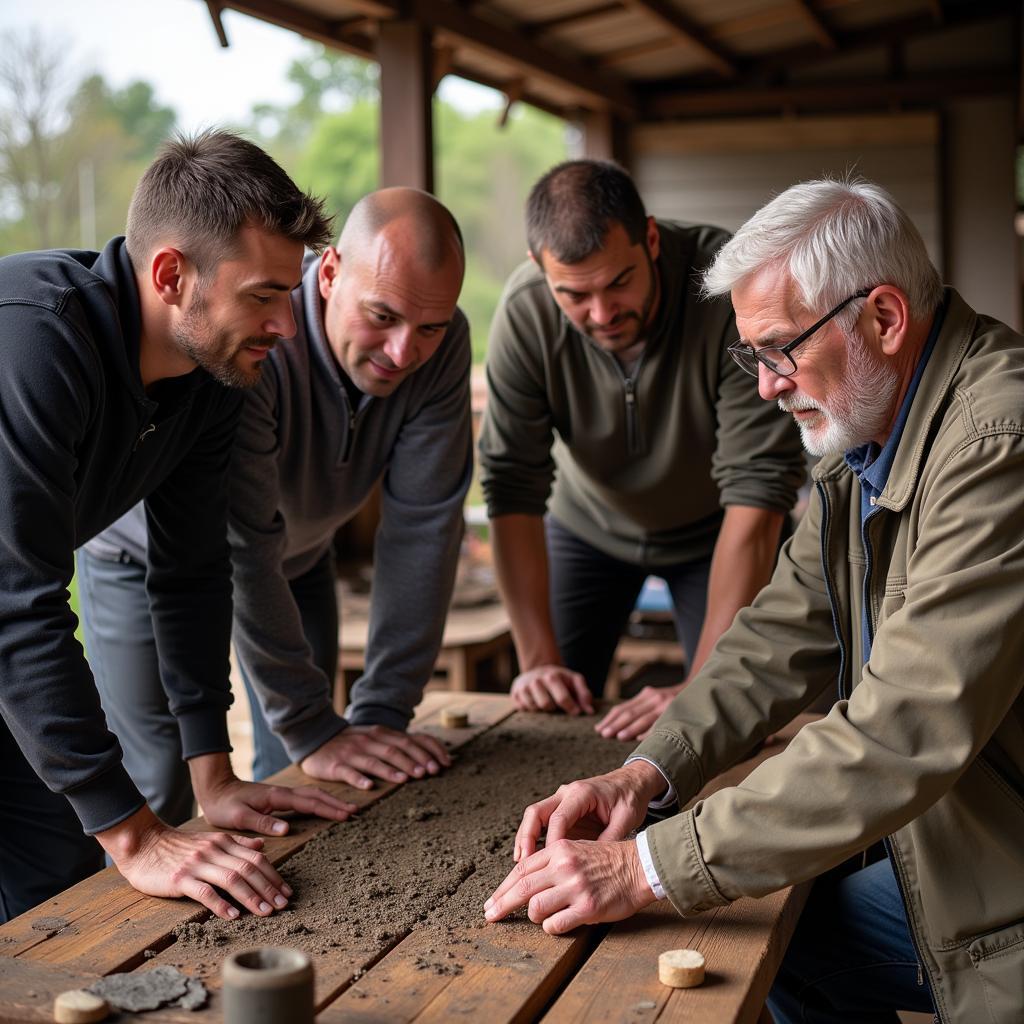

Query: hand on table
[97,806,294,921]
[511,665,595,716]
[484,838,656,934]
[190,752,358,836]
[300,724,452,790]
[513,760,667,862]
[595,682,685,741]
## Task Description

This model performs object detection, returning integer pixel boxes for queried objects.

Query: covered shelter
[201,0,1022,326]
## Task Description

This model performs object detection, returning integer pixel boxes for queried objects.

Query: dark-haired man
[479,160,804,738]
[0,129,355,924]
[80,187,469,811]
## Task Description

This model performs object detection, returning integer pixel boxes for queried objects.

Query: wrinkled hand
[595,683,684,741]
[190,753,357,836]
[484,838,656,934]
[300,725,452,790]
[97,806,293,921]
[513,761,666,862]
[511,665,595,716]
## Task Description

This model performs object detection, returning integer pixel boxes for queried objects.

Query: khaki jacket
[635,290,1024,1023]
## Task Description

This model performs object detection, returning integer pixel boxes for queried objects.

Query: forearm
[491,514,562,669]
[685,506,785,680]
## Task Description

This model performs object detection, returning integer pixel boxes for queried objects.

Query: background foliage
[0,33,568,360]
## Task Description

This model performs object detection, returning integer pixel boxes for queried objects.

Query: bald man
[79,189,471,810]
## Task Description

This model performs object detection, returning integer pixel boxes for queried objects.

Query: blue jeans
[768,856,936,1023]
[237,551,339,780]
[545,517,711,696]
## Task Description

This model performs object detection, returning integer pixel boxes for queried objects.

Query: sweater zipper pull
[134,423,156,451]
[624,378,638,453]
[340,408,356,463]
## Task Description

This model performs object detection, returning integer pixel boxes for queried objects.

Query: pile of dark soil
[169,712,632,976]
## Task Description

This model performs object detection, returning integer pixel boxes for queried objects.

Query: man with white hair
[484,179,1024,1023]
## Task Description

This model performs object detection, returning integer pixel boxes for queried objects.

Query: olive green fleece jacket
[635,289,1024,1024]
[478,221,805,566]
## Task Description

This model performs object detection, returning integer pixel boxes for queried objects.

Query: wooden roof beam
[644,70,1015,118]
[219,0,383,57]
[789,0,837,51]
[619,0,737,78]
[525,2,623,37]
[407,0,637,114]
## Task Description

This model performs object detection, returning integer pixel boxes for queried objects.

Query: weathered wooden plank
[542,712,817,1024]
[542,886,808,1024]
[0,957,101,1023]
[315,920,599,1023]
[0,694,514,974]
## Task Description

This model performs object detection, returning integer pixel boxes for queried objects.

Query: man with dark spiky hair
[82,186,470,811]
[479,160,805,738]
[0,129,355,924]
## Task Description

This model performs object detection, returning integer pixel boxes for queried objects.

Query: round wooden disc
[440,709,469,729]
[658,948,706,989]
[53,989,110,1023]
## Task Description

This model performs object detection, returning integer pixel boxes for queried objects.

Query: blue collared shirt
[844,300,946,662]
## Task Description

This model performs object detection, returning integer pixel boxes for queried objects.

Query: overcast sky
[4,0,499,131]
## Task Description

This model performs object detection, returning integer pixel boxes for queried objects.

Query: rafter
[644,70,1014,119]
[789,0,836,51]
[619,0,737,78]
[407,0,637,113]
[219,0,383,57]
[525,2,623,37]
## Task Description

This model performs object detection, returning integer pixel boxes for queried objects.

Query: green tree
[0,31,177,256]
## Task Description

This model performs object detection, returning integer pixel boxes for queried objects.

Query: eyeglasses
[727,288,872,378]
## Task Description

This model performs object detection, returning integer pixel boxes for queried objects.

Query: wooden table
[338,602,513,695]
[0,695,814,1023]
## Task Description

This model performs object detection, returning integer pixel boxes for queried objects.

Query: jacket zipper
[602,347,648,457]
[624,377,637,454]
[133,422,156,451]
[853,501,942,1022]
[341,406,357,464]
[815,480,847,700]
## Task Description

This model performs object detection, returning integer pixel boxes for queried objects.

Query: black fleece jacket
[0,237,241,834]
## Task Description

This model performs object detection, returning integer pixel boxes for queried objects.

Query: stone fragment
[89,965,188,1011]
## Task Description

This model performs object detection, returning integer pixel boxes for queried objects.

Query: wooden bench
[0,695,815,1023]
[337,601,513,702]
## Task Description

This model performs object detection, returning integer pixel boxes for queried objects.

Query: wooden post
[378,19,435,191]
[580,108,631,169]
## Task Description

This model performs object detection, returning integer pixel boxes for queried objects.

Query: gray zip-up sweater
[479,221,805,566]
[0,238,241,834]
[95,255,473,761]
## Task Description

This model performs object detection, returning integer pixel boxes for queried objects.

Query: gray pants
[76,546,338,810]
[76,548,194,825]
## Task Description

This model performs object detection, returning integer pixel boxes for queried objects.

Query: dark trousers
[768,857,935,1022]
[545,517,712,697]
[238,551,339,780]
[0,717,105,923]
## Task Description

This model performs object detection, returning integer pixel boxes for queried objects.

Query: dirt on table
[167,712,634,979]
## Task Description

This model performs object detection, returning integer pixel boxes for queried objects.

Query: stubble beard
[172,292,274,390]
[582,250,659,353]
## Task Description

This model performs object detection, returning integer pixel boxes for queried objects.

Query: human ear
[318,246,341,302]
[865,286,910,356]
[150,248,189,307]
